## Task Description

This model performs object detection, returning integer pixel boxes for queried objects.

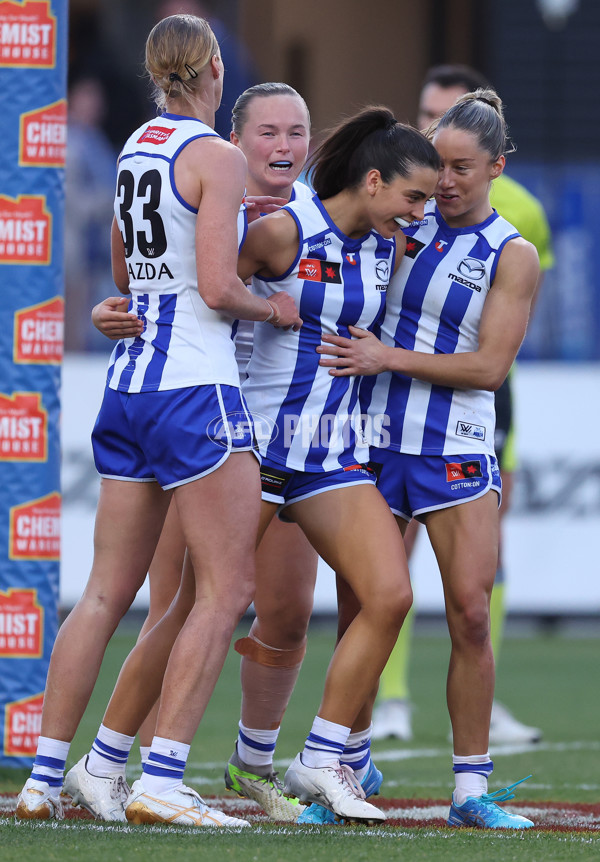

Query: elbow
[483,370,508,392]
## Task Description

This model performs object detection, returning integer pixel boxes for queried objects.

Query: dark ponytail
[308,106,440,199]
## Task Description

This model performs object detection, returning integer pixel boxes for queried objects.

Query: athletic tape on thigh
[234,635,306,668]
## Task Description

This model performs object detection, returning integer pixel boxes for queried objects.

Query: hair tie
[168,72,182,83]
[184,64,198,79]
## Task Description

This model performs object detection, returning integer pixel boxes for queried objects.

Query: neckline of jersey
[312,194,375,249]
[433,205,500,236]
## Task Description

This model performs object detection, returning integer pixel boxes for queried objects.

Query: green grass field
[1,619,599,860]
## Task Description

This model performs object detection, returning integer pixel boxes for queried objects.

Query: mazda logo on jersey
[404,237,426,259]
[457,257,486,279]
[298,259,342,283]
[375,260,389,280]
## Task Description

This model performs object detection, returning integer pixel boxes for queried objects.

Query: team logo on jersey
[137,125,176,145]
[375,260,389,281]
[458,257,486,280]
[435,240,448,253]
[445,460,483,482]
[298,259,342,283]
[456,421,486,441]
[404,237,426,259]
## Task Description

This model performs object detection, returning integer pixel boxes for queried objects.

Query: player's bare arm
[318,237,539,388]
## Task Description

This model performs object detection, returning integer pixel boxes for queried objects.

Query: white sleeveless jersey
[362,205,520,456]
[234,181,313,376]
[242,195,396,472]
[107,113,242,393]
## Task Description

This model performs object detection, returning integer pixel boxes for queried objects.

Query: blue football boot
[447,776,534,829]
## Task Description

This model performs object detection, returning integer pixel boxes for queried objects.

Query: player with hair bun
[318,89,539,829]
[16,13,299,829]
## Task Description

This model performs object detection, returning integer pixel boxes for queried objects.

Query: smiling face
[231,94,310,199]
[433,126,504,228]
[365,165,439,239]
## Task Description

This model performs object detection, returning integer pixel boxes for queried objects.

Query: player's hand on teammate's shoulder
[92,296,143,340]
[264,291,303,332]
[244,195,288,222]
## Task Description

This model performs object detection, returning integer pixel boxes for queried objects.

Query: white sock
[87,723,135,778]
[139,745,151,766]
[237,722,279,769]
[302,716,350,769]
[141,736,190,795]
[452,753,493,805]
[31,736,70,787]
[341,724,373,784]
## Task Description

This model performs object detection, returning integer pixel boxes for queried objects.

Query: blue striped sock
[302,716,350,769]
[237,722,279,769]
[341,724,372,783]
[141,736,190,795]
[87,723,134,778]
[453,753,494,804]
[30,736,70,787]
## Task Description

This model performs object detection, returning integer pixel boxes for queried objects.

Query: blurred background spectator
[64,77,116,351]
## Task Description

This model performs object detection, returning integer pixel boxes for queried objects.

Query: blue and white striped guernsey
[107,113,242,393]
[234,180,313,377]
[362,205,520,456]
[242,195,396,472]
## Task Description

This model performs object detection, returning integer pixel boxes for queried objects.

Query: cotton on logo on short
[445,460,483,482]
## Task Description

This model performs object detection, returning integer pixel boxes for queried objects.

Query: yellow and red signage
[9,491,60,560]
[0,194,52,265]
[0,1,57,68]
[0,588,43,657]
[14,296,63,364]
[19,98,66,167]
[0,392,48,462]
[3,691,43,757]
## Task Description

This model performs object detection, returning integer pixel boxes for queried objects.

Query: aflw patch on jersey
[403,237,426,259]
[445,460,483,482]
[298,258,342,283]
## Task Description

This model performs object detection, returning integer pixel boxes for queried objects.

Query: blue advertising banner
[0,0,66,766]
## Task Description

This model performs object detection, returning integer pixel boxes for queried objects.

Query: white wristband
[262,299,275,322]
[263,299,280,325]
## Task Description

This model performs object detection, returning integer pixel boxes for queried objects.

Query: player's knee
[450,599,490,647]
[235,631,307,668]
[367,585,412,630]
